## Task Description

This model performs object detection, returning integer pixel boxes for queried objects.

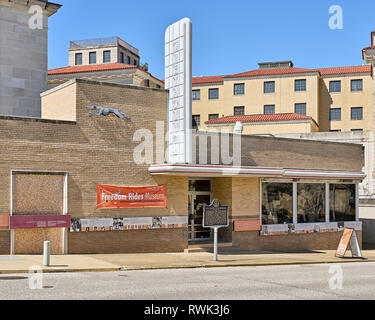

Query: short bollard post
[43,241,50,267]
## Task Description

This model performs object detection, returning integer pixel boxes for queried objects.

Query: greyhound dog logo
[88,106,131,120]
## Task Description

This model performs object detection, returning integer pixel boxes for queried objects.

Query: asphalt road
[0,262,374,300]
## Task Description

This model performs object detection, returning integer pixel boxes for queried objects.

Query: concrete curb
[0,258,372,274]
[0,267,121,275]
[123,258,372,271]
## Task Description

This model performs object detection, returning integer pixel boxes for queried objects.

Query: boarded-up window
[13,173,65,216]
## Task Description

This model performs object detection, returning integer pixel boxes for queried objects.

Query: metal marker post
[213,227,219,261]
[43,241,50,267]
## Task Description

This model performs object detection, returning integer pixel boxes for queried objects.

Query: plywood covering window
[12,173,65,216]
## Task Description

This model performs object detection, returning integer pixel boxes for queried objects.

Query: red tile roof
[205,113,319,127]
[317,65,372,76]
[192,65,372,84]
[192,75,225,84]
[224,67,317,79]
[48,63,137,75]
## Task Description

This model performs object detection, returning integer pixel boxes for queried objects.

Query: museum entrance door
[188,179,213,242]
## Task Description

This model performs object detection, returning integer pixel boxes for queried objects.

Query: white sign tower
[165,18,192,164]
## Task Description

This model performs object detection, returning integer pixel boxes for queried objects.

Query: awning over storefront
[149,164,366,181]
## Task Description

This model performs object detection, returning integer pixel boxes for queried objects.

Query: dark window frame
[234,83,245,95]
[264,105,275,115]
[89,51,97,64]
[351,79,363,92]
[351,107,363,120]
[192,115,201,127]
[103,50,111,63]
[329,80,341,93]
[208,88,219,100]
[295,103,307,116]
[75,53,83,66]
[330,108,342,121]
[234,106,245,116]
[192,89,201,101]
[208,114,219,121]
[264,81,275,94]
[295,79,307,92]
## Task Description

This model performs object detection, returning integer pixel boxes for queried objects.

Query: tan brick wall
[240,135,364,172]
[196,131,364,171]
[0,231,10,254]
[0,80,189,254]
[213,177,260,242]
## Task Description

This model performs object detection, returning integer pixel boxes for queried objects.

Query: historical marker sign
[203,199,229,228]
[165,18,192,164]
[202,199,229,261]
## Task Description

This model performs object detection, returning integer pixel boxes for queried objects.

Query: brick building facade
[0,79,366,254]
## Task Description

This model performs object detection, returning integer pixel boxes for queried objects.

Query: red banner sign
[96,185,167,209]
[10,215,71,230]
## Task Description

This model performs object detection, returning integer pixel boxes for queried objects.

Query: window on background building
[330,184,356,222]
[264,81,275,94]
[264,105,275,115]
[351,107,363,120]
[103,50,111,63]
[76,53,82,66]
[208,88,219,100]
[330,108,341,121]
[208,114,219,121]
[120,52,125,63]
[144,79,150,87]
[234,106,245,116]
[297,184,325,223]
[192,115,201,127]
[192,89,201,101]
[262,183,293,225]
[234,83,245,95]
[127,56,131,64]
[295,79,306,92]
[351,129,363,132]
[134,60,138,66]
[329,81,341,93]
[89,52,96,64]
[295,103,306,116]
[330,130,342,132]
[351,79,363,92]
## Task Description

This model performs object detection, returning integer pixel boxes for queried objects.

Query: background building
[192,62,372,134]
[48,37,164,89]
[0,0,61,117]
[191,31,375,243]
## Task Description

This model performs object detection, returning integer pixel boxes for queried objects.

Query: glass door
[188,179,213,241]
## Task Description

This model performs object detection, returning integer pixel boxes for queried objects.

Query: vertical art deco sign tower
[165,18,193,164]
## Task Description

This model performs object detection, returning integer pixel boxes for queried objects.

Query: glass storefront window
[262,183,293,225]
[297,184,325,223]
[330,184,356,222]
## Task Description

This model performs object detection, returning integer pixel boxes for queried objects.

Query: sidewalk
[0,250,374,274]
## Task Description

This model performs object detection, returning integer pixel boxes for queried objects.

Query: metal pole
[213,227,218,261]
[43,241,50,267]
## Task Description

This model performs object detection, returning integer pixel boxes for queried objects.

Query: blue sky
[48,0,375,79]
